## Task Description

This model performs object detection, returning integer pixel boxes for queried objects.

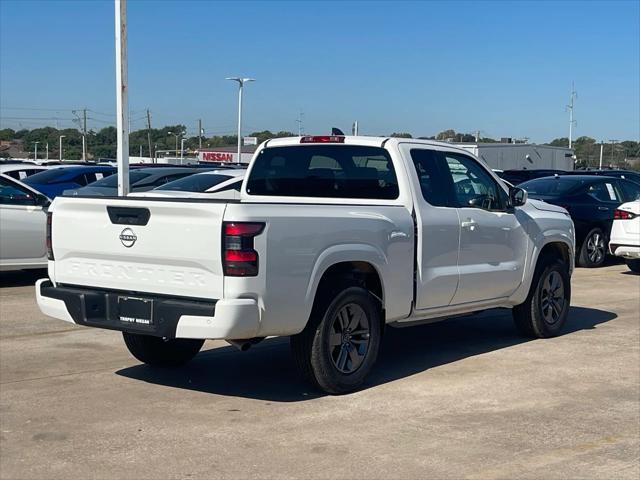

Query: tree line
[1,126,638,169]
[0,126,296,160]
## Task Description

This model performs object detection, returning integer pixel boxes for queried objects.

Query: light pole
[59,135,65,161]
[168,131,180,157]
[33,142,40,162]
[180,138,187,162]
[46,142,49,160]
[226,77,255,164]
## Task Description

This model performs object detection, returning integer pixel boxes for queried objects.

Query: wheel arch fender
[304,244,388,317]
[510,234,574,305]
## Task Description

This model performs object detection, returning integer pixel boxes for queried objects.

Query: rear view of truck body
[49,197,228,300]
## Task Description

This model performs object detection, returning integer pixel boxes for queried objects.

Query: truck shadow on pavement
[0,270,47,288]
[116,306,616,402]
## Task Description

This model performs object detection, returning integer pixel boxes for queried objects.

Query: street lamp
[167,131,180,157]
[33,142,40,162]
[180,137,187,162]
[226,77,255,164]
[59,135,65,162]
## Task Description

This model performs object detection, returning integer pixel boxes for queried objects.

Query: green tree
[436,129,456,140]
[0,128,16,141]
[547,138,569,147]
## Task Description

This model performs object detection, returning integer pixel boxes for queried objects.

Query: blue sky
[1,0,638,142]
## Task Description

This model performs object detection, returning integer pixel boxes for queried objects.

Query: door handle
[461,219,477,230]
[597,206,609,211]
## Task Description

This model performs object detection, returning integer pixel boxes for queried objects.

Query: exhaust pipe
[226,337,265,352]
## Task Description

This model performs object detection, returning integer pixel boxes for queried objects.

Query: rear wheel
[577,227,607,268]
[291,286,382,394]
[626,259,640,273]
[513,257,571,338]
[122,332,204,367]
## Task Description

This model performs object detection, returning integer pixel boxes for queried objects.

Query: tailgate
[51,197,227,300]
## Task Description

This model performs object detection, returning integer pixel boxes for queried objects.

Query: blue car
[23,165,116,198]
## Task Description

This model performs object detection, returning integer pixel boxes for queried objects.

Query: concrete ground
[0,264,638,480]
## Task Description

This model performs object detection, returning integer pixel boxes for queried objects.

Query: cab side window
[0,177,37,206]
[409,149,450,207]
[441,153,505,211]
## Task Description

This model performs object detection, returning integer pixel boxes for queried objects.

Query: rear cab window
[246,145,399,199]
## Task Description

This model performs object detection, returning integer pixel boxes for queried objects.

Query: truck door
[439,152,528,305]
[402,146,461,309]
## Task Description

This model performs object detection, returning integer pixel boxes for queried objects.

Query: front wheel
[513,258,571,338]
[122,332,204,367]
[626,259,640,273]
[291,286,382,394]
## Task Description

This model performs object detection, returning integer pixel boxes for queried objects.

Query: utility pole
[609,140,617,166]
[352,121,359,136]
[475,130,480,142]
[115,0,130,195]
[83,108,88,161]
[567,82,577,149]
[33,141,39,161]
[198,119,202,150]
[146,108,153,162]
[297,111,304,136]
[46,142,49,160]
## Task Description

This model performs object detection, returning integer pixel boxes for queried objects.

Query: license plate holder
[117,296,153,326]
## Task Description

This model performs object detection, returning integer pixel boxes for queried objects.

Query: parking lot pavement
[0,265,638,480]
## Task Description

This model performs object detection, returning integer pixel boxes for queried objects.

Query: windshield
[157,173,235,192]
[89,171,151,188]
[520,177,582,195]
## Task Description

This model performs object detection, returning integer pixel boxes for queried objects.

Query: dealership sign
[200,151,234,162]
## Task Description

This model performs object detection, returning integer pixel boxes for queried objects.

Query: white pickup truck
[37,136,575,394]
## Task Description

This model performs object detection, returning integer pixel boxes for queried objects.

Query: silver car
[0,173,51,271]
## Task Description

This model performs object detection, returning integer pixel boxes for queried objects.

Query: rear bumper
[35,279,260,340]
[610,244,640,259]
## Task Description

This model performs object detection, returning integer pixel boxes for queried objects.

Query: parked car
[0,174,51,271]
[609,200,640,273]
[37,136,575,394]
[135,169,246,199]
[0,163,48,180]
[497,169,568,186]
[566,169,640,185]
[66,167,208,196]
[520,175,640,267]
[23,166,116,198]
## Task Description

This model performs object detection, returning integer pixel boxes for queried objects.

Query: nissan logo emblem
[119,228,137,248]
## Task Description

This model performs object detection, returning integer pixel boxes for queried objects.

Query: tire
[290,286,382,394]
[122,332,204,367]
[626,259,640,273]
[577,227,607,268]
[513,257,571,338]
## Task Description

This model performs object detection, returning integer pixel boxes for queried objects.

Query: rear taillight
[614,209,637,220]
[46,212,54,260]
[222,222,265,276]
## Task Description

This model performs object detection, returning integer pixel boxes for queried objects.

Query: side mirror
[36,194,51,208]
[509,187,527,208]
